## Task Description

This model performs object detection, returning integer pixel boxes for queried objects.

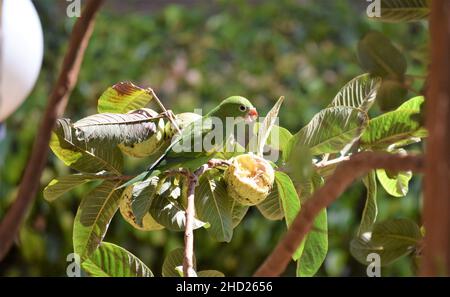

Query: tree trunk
[421,0,450,276]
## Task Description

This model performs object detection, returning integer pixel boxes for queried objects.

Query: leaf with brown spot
[97,81,154,114]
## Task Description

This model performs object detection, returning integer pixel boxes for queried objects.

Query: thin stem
[315,155,350,168]
[182,158,230,277]
[148,88,182,135]
[183,174,197,277]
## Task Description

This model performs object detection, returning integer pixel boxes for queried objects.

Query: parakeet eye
[239,105,247,112]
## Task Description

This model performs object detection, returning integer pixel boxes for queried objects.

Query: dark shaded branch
[254,151,424,277]
[0,0,104,260]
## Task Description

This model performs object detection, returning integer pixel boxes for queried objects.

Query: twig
[0,0,104,261]
[181,158,230,277]
[315,155,350,168]
[148,88,182,135]
[183,174,197,277]
[254,151,424,276]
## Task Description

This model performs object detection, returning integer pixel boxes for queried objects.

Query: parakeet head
[208,96,258,122]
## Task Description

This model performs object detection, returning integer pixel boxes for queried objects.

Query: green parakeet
[123,96,258,186]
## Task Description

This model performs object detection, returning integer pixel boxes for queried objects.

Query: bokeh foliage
[0,0,427,276]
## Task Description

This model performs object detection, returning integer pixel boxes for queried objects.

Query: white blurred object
[0,0,44,122]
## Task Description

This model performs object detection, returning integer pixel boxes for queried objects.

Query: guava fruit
[165,112,202,139]
[119,180,164,231]
[118,108,166,158]
[224,153,275,206]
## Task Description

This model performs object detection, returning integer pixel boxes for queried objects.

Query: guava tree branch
[254,151,424,277]
[0,0,104,261]
[178,159,230,277]
[421,0,450,276]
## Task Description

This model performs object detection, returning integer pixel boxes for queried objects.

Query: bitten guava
[224,153,275,206]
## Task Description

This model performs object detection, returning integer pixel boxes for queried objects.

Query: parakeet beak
[245,108,258,123]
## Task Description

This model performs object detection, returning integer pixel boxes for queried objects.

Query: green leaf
[361,97,427,149]
[358,31,407,79]
[252,123,293,161]
[195,177,233,242]
[73,110,163,146]
[230,199,249,228]
[297,172,324,203]
[397,95,424,111]
[284,145,313,183]
[371,0,430,23]
[275,172,300,229]
[73,180,124,260]
[150,178,206,232]
[82,242,153,277]
[350,218,421,266]
[329,73,382,112]
[286,107,368,157]
[43,173,107,202]
[50,119,123,174]
[376,79,408,111]
[358,171,378,236]
[129,177,160,226]
[97,81,154,114]
[256,96,284,156]
[197,270,225,277]
[376,169,412,197]
[162,248,196,277]
[297,209,328,276]
[274,172,304,261]
[265,125,293,153]
[257,184,284,221]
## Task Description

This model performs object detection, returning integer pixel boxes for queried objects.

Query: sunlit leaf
[329,73,381,112]
[97,81,154,114]
[73,110,162,146]
[286,107,368,157]
[274,172,304,260]
[43,172,109,202]
[73,180,124,260]
[256,96,284,156]
[50,119,123,174]
[361,97,427,149]
[397,96,424,111]
[82,242,153,277]
[376,168,412,197]
[296,209,328,277]
[252,123,293,162]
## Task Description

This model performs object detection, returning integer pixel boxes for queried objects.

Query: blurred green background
[0,0,427,276]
